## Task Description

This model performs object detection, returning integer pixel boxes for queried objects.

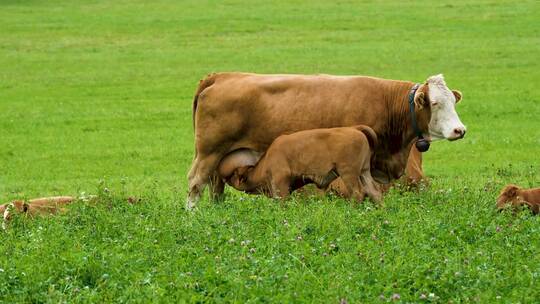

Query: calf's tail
[354,125,378,150]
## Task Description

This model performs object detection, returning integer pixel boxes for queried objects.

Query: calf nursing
[219,125,382,204]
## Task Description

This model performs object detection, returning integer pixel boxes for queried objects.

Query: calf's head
[424,74,466,141]
[228,166,253,191]
[2,201,27,230]
[496,184,540,214]
[496,184,521,210]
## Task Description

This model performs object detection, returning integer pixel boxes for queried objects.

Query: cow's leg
[209,171,225,202]
[359,170,382,205]
[187,157,199,187]
[186,153,222,210]
[186,156,201,209]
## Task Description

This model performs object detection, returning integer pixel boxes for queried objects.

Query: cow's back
[194,73,402,155]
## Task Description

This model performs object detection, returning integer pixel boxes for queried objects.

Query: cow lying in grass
[219,125,382,204]
[497,184,540,214]
[1,196,75,230]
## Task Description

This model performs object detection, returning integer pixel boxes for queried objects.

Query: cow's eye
[431,100,439,106]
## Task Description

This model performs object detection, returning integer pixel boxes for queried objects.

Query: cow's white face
[426,74,466,141]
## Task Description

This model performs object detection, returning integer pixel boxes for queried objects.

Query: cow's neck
[379,81,419,154]
[371,81,424,181]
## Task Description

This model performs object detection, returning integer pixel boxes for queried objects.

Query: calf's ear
[13,201,25,212]
[504,185,519,197]
[452,90,462,103]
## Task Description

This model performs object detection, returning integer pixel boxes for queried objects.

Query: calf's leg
[269,173,291,200]
[338,173,366,203]
[359,170,382,204]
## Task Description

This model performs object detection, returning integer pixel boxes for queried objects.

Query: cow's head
[423,74,466,141]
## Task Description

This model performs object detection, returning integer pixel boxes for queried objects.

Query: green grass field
[1,0,539,302]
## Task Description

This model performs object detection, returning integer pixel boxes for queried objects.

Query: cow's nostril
[453,128,466,138]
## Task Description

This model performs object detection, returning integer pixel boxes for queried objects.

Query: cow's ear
[414,92,429,109]
[452,90,462,103]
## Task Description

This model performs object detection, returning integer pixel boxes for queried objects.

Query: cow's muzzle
[448,127,466,141]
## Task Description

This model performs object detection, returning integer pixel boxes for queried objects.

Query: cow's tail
[192,73,218,130]
[354,125,378,150]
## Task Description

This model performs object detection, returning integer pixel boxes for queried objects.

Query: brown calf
[496,184,540,214]
[2,196,74,229]
[221,125,382,204]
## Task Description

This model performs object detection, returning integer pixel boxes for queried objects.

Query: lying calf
[219,125,382,203]
[496,184,540,214]
[1,196,74,229]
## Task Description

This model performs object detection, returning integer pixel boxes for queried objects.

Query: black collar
[408,84,430,152]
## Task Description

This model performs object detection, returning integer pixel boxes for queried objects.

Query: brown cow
[187,73,466,209]
[496,184,540,214]
[222,125,382,203]
[2,196,74,230]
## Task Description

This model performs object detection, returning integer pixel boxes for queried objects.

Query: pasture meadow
[1,0,539,302]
